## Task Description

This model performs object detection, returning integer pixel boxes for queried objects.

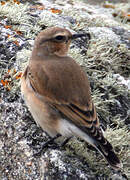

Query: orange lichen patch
[15,30,23,35]
[6,87,11,91]
[1,1,6,5]
[126,14,130,20]
[103,4,115,9]
[1,69,22,91]
[50,8,62,14]
[16,1,20,5]
[1,80,6,86]
[13,0,20,4]
[1,79,10,86]
[7,34,11,38]
[112,11,130,21]
[1,79,11,90]
[30,5,45,10]
[13,69,17,74]
[5,80,9,85]
[13,40,19,46]
[76,22,80,27]
[4,25,12,29]
[14,69,16,73]
[15,72,23,80]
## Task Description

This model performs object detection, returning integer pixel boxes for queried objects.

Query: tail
[79,125,121,169]
[94,137,121,169]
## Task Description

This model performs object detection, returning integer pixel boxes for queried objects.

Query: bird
[21,26,121,169]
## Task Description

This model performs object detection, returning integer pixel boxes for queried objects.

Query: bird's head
[33,27,90,57]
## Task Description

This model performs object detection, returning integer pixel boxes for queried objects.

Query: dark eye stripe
[55,35,65,40]
[53,35,66,42]
[39,35,68,45]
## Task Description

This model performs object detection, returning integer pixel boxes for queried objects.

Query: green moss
[16,48,31,69]
[0,0,129,177]
[67,35,129,176]
[105,126,130,177]
[0,1,41,38]
[65,125,130,177]
[0,2,29,24]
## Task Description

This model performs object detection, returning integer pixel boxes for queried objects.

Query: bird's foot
[33,135,71,157]
[60,137,71,147]
[33,134,60,157]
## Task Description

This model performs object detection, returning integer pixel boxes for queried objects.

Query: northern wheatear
[21,27,121,169]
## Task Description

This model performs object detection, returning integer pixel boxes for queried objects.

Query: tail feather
[86,126,121,169]
[95,139,121,169]
[80,125,121,169]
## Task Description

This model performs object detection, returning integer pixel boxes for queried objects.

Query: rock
[0,0,129,179]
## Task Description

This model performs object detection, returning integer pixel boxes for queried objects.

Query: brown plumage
[21,27,121,169]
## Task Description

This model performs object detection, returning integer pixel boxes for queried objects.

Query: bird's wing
[22,62,121,169]
[24,60,100,134]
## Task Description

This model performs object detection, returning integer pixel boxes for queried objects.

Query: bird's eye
[54,35,66,42]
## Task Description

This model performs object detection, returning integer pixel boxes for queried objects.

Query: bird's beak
[71,33,91,40]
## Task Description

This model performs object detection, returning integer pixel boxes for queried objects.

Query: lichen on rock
[0,0,129,179]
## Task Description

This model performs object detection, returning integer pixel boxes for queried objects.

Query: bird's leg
[33,134,72,157]
[41,133,61,148]
[40,135,72,149]
[60,137,72,147]
[33,134,61,157]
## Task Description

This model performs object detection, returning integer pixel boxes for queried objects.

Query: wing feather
[25,58,100,135]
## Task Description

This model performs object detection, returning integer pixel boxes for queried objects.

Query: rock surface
[0,0,129,179]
